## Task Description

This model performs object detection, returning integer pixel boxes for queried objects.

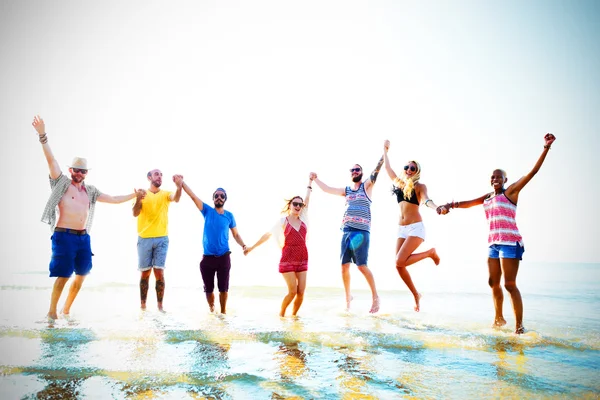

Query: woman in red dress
[245,176,313,317]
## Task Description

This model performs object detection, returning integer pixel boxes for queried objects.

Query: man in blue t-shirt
[181,182,248,314]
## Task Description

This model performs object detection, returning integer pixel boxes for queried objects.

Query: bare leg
[61,274,86,315]
[501,258,523,334]
[219,292,228,314]
[395,237,425,311]
[341,263,352,310]
[48,277,69,320]
[292,271,307,316]
[405,248,440,267]
[154,268,165,312]
[206,293,215,313]
[280,272,298,317]
[488,258,506,328]
[357,265,379,313]
[140,270,152,310]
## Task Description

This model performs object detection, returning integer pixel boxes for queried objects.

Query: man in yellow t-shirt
[133,169,183,311]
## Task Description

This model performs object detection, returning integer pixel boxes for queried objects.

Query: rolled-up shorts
[488,242,525,260]
[49,230,93,278]
[200,252,231,293]
[137,236,169,271]
[397,222,426,240]
[340,228,370,266]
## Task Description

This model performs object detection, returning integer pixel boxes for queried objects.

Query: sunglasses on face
[214,194,226,200]
[72,168,88,174]
[403,165,417,172]
[292,201,305,208]
[349,168,361,173]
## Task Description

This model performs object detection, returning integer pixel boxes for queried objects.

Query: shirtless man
[310,154,384,314]
[33,115,143,321]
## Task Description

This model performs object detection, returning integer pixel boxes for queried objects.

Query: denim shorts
[137,236,169,270]
[49,231,93,278]
[488,242,525,260]
[340,229,370,266]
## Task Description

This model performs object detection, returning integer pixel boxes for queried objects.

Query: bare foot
[414,293,422,312]
[47,313,57,322]
[369,296,380,314]
[141,303,147,311]
[492,317,507,329]
[346,295,353,311]
[515,325,525,334]
[430,248,440,266]
[209,304,215,313]
[158,303,165,313]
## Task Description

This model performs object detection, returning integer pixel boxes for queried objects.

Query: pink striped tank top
[483,192,523,246]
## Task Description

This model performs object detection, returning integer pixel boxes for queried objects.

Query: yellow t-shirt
[137,190,172,238]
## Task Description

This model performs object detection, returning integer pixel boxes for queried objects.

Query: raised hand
[309,172,317,180]
[384,140,390,152]
[135,188,146,200]
[544,133,556,147]
[32,115,46,137]
[172,174,184,187]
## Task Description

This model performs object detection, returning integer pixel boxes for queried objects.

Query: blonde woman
[244,176,313,317]
[383,140,440,312]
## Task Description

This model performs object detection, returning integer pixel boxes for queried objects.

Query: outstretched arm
[182,181,204,211]
[383,139,398,183]
[98,191,137,204]
[310,172,345,196]
[437,193,489,215]
[244,232,272,255]
[505,133,556,202]
[171,175,184,202]
[32,115,61,179]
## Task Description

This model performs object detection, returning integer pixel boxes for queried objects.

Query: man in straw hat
[180,182,248,314]
[32,115,144,323]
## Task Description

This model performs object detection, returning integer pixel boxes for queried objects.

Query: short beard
[70,174,84,183]
[151,181,162,188]
[214,201,224,209]
[352,173,363,183]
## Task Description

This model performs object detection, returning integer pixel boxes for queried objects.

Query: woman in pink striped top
[437,133,556,334]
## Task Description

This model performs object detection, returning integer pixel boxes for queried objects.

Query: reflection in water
[36,328,97,399]
[276,341,308,381]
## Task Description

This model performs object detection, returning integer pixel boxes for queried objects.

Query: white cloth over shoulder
[269,208,309,249]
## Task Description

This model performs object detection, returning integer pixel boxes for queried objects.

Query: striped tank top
[341,182,372,232]
[483,192,523,246]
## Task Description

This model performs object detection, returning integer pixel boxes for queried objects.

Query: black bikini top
[394,187,419,205]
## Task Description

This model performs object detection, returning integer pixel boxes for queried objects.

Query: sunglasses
[349,168,361,173]
[214,194,226,200]
[72,168,88,174]
[292,201,305,208]
[403,165,417,172]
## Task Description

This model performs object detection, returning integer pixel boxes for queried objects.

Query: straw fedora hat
[68,157,90,170]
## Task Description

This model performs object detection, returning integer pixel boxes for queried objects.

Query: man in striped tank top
[437,133,556,334]
[311,154,384,314]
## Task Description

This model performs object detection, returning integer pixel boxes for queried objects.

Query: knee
[488,277,501,288]
[395,258,407,269]
[504,281,518,292]
[288,288,298,297]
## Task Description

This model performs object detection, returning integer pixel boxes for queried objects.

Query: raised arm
[364,154,385,192]
[304,175,314,209]
[310,172,345,196]
[182,181,204,211]
[98,191,137,204]
[171,175,184,202]
[505,133,556,202]
[32,115,61,179]
[383,139,398,182]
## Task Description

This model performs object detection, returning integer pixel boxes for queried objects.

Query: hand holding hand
[436,205,449,215]
[135,188,146,200]
[384,140,390,152]
[309,172,317,180]
[173,174,184,187]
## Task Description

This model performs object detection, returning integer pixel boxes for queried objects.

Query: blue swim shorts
[137,236,169,271]
[49,231,93,278]
[340,228,370,266]
[488,242,525,260]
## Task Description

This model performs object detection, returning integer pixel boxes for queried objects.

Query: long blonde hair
[393,160,421,199]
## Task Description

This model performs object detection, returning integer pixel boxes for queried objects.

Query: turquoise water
[0,262,599,399]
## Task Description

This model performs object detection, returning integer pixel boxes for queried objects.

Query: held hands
[309,172,317,180]
[384,139,390,152]
[243,246,252,256]
[544,133,556,148]
[134,189,147,200]
[436,203,451,215]
[172,174,184,187]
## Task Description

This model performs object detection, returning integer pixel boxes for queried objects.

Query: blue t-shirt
[200,204,237,256]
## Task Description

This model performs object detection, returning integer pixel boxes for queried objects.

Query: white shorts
[397,222,426,240]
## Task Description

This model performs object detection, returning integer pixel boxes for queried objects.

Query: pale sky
[1,0,599,291]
